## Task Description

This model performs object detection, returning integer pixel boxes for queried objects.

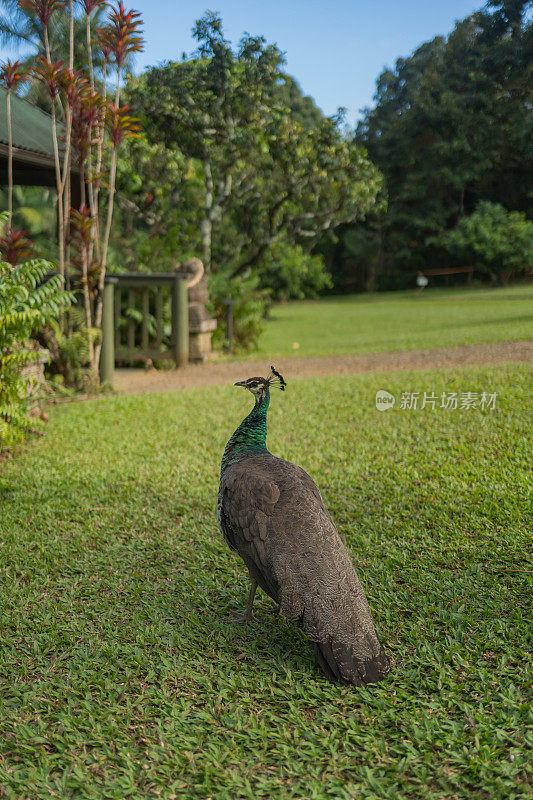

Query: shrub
[0,256,71,450]
[443,202,533,284]
[39,307,92,391]
[258,242,332,302]
[0,228,34,265]
[208,271,269,352]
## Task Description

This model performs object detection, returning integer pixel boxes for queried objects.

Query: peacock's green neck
[221,390,270,476]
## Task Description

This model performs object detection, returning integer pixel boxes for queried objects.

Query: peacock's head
[234,366,286,402]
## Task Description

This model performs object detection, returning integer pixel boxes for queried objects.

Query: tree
[129,13,286,273]
[225,110,381,279]
[110,133,204,272]
[350,0,532,288]
[275,73,324,130]
[443,201,533,284]
[112,67,325,276]
[128,13,381,280]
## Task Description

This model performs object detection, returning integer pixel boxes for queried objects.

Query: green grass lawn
[254,284,533,359]
[0,364,531,799]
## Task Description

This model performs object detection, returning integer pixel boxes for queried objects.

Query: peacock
[217,367,390,686]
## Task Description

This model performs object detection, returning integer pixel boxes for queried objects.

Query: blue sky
[130,0,484,124]
[4,0,485,124]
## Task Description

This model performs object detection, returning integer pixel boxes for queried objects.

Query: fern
[0,222,72,450]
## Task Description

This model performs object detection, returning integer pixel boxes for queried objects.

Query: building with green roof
[0,87,77,189]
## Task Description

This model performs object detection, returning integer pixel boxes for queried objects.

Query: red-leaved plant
[1,0,144,380]
[0,229,34,266]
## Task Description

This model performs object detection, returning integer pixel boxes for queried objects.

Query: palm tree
[0,58,28,227]
[0,1,31,51]
[0,1,109,109]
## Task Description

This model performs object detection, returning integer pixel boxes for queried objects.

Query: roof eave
[0,141,79,173]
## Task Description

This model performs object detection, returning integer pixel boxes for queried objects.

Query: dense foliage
[208,270,269,352]
[126,14,381,280]
[259,242,332,302]
[0,254,69,450]
[115,1,532,310]
[442,201,533,284]
[340,0,533,291]
[115,13,380,344]
[0,185,56,261]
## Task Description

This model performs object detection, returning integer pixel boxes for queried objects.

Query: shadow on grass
[1,472,322,687]
[2,449,528,692]
[425,313,533,330]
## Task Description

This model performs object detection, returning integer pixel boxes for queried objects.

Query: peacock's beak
[234,380,246,387]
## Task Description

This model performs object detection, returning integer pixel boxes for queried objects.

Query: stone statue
[174,259,217,361]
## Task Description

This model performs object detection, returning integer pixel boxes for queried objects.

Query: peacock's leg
[232,579,258,623]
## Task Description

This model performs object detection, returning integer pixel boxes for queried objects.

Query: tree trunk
[61,106,72,292]
[201,159,214,272]
[6,90,12,229]
[86,14,94,89]
[365,226,383,293]
[68,0,74,69]
[94,144,118,371]
[365,260,376,294]
[44,27,51,61]
[200,218,212,273]
[115,66,121,107]
[63,0,74,306]
[50,100,65,281]
[92,62,107,264]
[79,162,86,206]
[81,245,95,373]
[85,8,95,261]
[459,186,465,218]
[63,163,71,334]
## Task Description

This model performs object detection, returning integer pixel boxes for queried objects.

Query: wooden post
[224,298,234,354]
[141,288,149,350]
[100,278,116,387]
[114,283,120,349]
[172,275,189,367]
[127,289,135,351]
[155,286,163,349]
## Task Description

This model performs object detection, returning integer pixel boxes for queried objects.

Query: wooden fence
[100,273,189,385]
[422,266,474,283]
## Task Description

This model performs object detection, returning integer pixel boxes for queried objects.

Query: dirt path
[113,340,532,395]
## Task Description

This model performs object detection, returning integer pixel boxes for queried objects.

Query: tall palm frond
[0,0,38,49]
[0,3,120,96]
[1,4,116,110]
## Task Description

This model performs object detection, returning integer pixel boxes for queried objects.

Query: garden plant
[0,0,144,378]
[0,245,70,450]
